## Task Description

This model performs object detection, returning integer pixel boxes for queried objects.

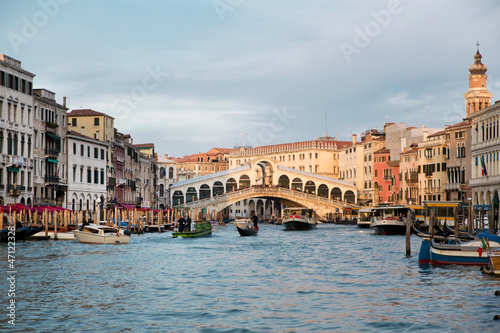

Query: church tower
[464,44,492,116]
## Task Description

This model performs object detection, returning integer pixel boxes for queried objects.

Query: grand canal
[2,223,499,332]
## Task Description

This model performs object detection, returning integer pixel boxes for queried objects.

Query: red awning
[118,203,136,210]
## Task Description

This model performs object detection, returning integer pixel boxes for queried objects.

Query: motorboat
[73,224,129,244]
[370,205,410,235]
[283,208,317,231]
[357,208,375,228]
[172,221,212,238]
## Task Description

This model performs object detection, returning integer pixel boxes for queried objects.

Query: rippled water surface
[2,224,500,332]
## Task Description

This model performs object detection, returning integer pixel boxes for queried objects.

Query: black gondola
[236,226,258,237]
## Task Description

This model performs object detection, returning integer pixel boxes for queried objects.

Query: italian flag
[481,155,487,176]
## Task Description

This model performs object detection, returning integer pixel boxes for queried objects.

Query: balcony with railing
[45,147,61,156]
[44,175,60,184]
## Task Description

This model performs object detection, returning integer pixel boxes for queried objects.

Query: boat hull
[73,230,130,244]
[236,226,258,236]
[371,220,406,235]
[1,226,42,243]
[173,221,212,238]
[283,220,316,231]
[356,221,371,228]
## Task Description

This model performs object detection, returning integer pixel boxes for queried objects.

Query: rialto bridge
[169,158,359,219]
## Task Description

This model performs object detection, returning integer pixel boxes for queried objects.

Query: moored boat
[234,218,258,236]
[172,221,212,238]
[1,224,42,243]
[370,205,410,235]
[73,224,129,244]
[283,208,317,231]
[418,233,500,266]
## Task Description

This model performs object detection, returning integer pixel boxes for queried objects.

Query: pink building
[374,148,400,205]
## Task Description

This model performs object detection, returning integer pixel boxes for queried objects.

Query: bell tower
[464,43,492,116]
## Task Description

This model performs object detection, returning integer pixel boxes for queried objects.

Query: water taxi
[73,224,129,244]
[357,208,375,228]
[283,208,317,231]
[370,205,411,235]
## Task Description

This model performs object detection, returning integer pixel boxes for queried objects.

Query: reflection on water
[1,224,499,332]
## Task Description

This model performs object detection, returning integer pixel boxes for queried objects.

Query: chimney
[352,134,357,145]
[63,96,67,107]
[421,124,425,128]
[81,127,85,136]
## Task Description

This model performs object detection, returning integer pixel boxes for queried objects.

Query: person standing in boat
[186,216,192,232]
[178,216,186,232]
[251,212,259,230]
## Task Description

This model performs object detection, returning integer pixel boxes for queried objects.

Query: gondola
[236,225,258,237]
[1,225,43,243]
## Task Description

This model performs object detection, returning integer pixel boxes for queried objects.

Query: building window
[94,117,99,126]
[72,118,76,126]
[87,168,92,183]
[94,147,98,158]
[101,149,105,160]
[100,169,105,184]
[94,169,99,184]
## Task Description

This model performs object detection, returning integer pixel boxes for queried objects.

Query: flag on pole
[481,155,487,176]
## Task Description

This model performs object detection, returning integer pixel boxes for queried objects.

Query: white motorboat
[370,205,410,235]
[283,208,317,231]
[357,208,375,228]
[73,224,129,244]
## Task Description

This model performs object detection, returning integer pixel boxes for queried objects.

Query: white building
[157,154,177,209]
[0,55,36,206]
[66,130,108,211]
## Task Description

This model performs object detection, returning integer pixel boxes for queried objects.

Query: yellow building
[229,138,351,179]
[67,109,115,200]
[417,131,447,203]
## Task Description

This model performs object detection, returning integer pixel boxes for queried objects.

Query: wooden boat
[283,208,317,231]
[0,225,42,243]
[418,232,500,266]
[357,208,374,228]
[234,218,258,236]
[483,249,500,275]
[73,224,129,244]
[172,221,212,238]
[28,225,76,240]
[370,205,410,235]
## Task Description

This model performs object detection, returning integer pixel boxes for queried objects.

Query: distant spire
[476,40,480,52]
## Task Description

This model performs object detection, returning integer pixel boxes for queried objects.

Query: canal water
[2,223,500,332]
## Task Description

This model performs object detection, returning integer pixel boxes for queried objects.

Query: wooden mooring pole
[405,210,412,257]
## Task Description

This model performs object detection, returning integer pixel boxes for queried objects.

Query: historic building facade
[32,88,68,206]
[466,48,497,205]
[66,130,108,211]
[0,54,35,206]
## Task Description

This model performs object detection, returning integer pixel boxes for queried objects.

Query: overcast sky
[2,0,500,157]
